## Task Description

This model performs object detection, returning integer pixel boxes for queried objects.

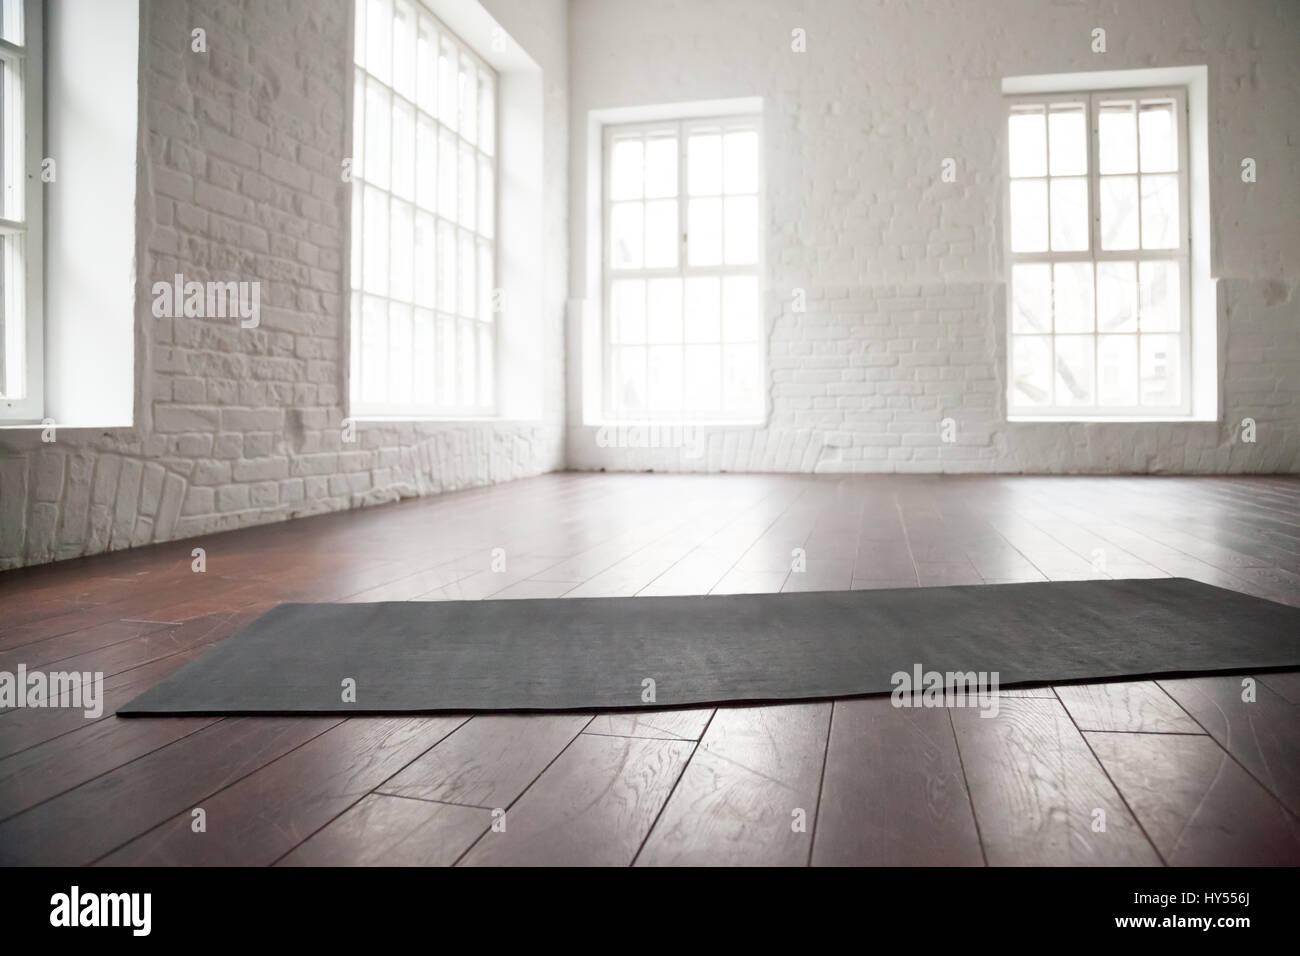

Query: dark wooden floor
[1,472,1298,866]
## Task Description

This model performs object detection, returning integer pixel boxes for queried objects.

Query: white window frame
[348,0,498,420]
[1004,87,1191,420]
[602,114,766,424]
[0,0,43,422]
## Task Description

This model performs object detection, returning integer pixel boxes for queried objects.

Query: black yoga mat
[117,578,1300,716]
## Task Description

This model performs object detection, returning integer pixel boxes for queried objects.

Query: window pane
[648,346,683,412]
[611,279,645,344]
[1141,334,1180,406]
[647,278,682,343]
[437,317,456,406]
[722,276,759,342]
[610,139,643,201]
[724,130,758,194]
[350,294,362,405]
[1048,104,1087,176]
[724,196,758,264]
[1011,336,1052,407]
[413,308,435,405]
[684,345,721,410]
[1053,262,1093,333]
[1054,335,1094,406]
[610,202,644,269]
[0,232,24,396]
[614,346,647,412]
[459,318,476,407]
[414,211,435,307]
[458,231,476,318]
[1098,101,1137,174]
[1139,101,1177,172]
[478,324,494,407]
[1008,108,1046,178]
[390,200,413,301]
[351,182,363,288]
[351,72,365,183]
[0,0,22,46]
[354,0,367,66]
[478,70,495,155]
[389,303,413,406]
[1009,179,1047,252]
[1099,175,1139,250]
[438,129,457,214]
[437,220,456,312]
[363,187,388,294]
[361,296,388,405]
[1098,335,1138,406]
[684,277,720,343]
[1049,177,1088,251]
[1139,261,1180,332]
[645,137,677,198]
[1096,261,1137,332]
[688,133,721,195]
[392,1,416,102]
[392,100,415,201]
[458,143,475,229]
[688,198,722,265]
[416,18,437,113]
[366,0,391,85]
[364,79,390,190]
[1140,174,1179,249]
[644,199,678,268]
[478,155,494,238]
[478,240,493,322]
[1011,263,1051,333]
[416,115,437,211]
[460,52,477,146]
[438,37,458,129]
[723,344,760,413]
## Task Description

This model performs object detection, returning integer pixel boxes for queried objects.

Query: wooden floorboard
[1086,731,1300,865]
[378,714,592,809]
[950,697,1162,865]
[456,732,695,867]
[1156,675,1300,816]
[635,702,829,866]
[99,716,466,865]
[1,472,1297,865]
[812,698,984,866]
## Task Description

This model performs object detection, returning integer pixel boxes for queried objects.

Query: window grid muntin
[350,0,497,418]
[603,115,764,422]
[1006,88,1190,418]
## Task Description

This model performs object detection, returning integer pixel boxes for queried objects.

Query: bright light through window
[0,0,41,421]
[605,117,764,421]
[1006,90,1189,417]
[350,0,496,418]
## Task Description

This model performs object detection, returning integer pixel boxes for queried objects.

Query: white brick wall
[565,0,1300,476]
[3,0,1298,570]
[0,0,568,569]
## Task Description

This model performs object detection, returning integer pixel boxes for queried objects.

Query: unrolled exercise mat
[117,578,1300,715]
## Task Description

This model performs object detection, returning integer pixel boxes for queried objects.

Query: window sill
[1008,415,1215,424]
[348,415,546,427]
[0,420,132,430]
[588,419,766,429]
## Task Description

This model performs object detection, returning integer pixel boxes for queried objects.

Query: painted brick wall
[565,0,1300,475]
[0,0,568,569]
